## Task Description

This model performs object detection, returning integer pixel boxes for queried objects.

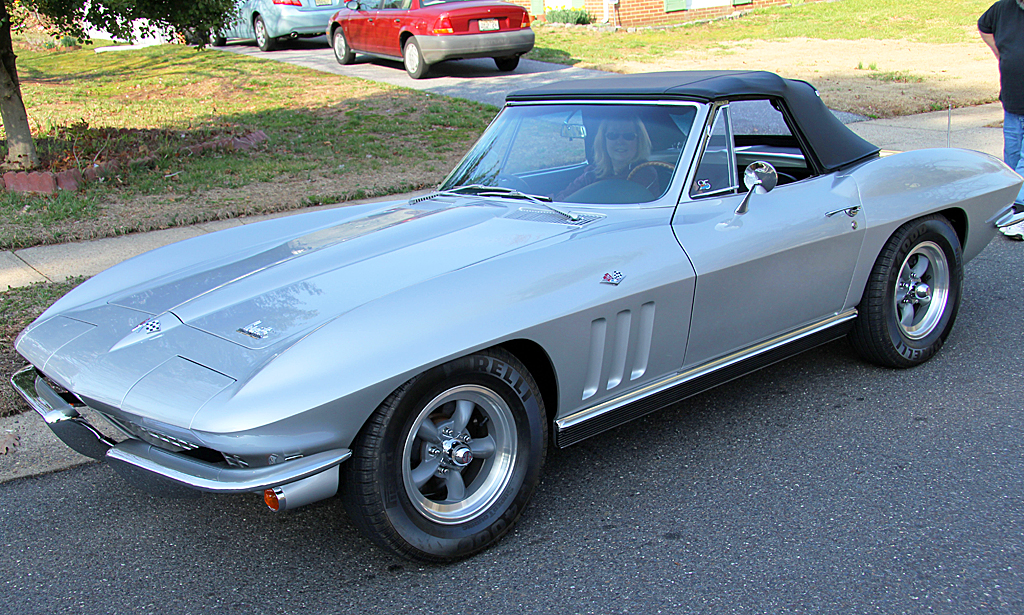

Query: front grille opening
[37,369,86,407]
[181,447,226,465]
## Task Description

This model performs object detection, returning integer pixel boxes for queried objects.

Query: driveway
[219,37,866,124]
[219,36,607,108]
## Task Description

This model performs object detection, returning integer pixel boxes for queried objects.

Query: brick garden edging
[2,130,268,196]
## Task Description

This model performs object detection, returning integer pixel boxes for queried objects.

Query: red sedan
[327,0,534,79]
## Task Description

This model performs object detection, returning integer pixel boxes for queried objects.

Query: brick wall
[511,0,825,29]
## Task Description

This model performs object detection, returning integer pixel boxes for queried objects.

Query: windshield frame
[439,99,708,209]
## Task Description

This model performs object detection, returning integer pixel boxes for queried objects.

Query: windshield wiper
[411,184,581,222]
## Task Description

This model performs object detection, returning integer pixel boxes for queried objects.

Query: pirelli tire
[849,214,964,368]
[342,348,547,561]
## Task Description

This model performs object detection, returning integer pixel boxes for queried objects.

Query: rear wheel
[342,349,547,561]
[848,215,963,368]
[494,56,519,72]
[254,15,276,51]
[332,27,354,64]
[403,37,429,79]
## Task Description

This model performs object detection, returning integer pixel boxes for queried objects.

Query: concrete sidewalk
[0,102,1010,482]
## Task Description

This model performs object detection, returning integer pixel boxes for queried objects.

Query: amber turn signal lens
[264,488,281,511]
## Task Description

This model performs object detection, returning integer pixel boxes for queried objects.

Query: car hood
[109,198,581,349]
[17,197,585,425]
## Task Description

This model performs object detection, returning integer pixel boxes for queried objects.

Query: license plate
[478,18,499,31]
[315,0,332,5]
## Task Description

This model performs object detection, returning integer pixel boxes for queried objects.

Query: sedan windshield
[440,103,698,205]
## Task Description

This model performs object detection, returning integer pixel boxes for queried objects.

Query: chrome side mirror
[345,0,360,9]
[735,161,778,215]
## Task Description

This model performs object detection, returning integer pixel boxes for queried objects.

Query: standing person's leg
[1001,111,1024,238]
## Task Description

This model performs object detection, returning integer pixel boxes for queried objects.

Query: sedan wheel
[332,28,354,65]
[403,37,429,79]
[254,15,275,51]
[849,214,963,368]
[343,349,547,561]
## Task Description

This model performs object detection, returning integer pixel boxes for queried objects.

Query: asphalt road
[3,236,1022,614]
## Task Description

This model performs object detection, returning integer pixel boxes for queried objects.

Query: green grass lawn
[1,42,496,249]
[529,0,994,66]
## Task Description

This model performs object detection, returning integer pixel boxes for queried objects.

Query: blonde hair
[593,117,652,179]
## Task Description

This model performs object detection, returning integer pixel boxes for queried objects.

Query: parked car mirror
[735,161,778,215]
[345,0,360,9]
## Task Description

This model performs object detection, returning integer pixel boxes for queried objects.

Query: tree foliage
[24,0,238,43]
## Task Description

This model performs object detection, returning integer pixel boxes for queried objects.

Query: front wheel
[254,15,276,51]
[403,37,429,79]
[342,349,547,561]
[848,214,963,368]
[494,56,519,72]
[332,27,354,64]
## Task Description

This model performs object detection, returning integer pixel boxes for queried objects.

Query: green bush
[546,7,591,25]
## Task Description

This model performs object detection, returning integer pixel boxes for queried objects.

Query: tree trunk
[0,1,39,171]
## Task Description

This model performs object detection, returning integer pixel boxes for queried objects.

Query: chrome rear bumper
[994,204,1024,228]
[11,365,351,497]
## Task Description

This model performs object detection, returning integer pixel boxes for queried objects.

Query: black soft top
[507,71,879,173]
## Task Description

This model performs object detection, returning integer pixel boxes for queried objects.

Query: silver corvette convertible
[12,71,1024,561]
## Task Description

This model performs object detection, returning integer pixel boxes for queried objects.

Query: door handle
[825,206,861,218]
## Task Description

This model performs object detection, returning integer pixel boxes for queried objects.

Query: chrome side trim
[105,439,351,494]
[556,309,858,436]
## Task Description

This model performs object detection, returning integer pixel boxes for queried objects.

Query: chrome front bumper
[11,366,351,496]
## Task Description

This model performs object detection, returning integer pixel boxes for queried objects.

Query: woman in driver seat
[556,117,660,201]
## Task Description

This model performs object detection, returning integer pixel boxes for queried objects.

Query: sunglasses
[605,131,637,142]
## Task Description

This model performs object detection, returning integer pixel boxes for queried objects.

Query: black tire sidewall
[880,217,963,364]
[379,352,545,559]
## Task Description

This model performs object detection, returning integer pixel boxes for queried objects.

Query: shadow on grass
[525,47,581,66]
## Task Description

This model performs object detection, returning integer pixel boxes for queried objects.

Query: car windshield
[440,103,699,205]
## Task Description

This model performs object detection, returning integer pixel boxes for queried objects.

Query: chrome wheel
[401,384,517,524]
[404,40,421,76]
[343,349,546,561]
[848,214,963,368]
[332,28,353,64]
[254,16,274,51]
[893,241,949,340]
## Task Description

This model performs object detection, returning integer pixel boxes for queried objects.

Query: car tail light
[273,0,302,5]
[433,15,454,34]
[522,13,531,28]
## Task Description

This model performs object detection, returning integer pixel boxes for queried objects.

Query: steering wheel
[627,161,675,181]
[776,171,798,185]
